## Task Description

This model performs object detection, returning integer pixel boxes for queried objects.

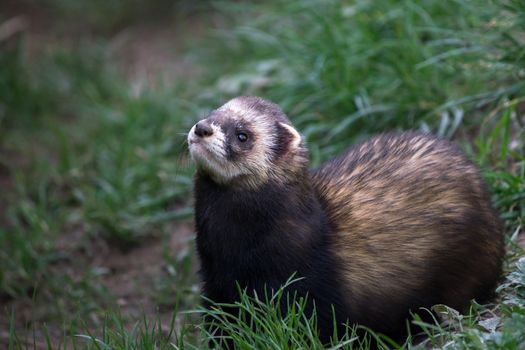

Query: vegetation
[1,0,524,348]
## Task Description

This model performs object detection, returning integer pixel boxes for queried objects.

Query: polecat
[187,96,504,344]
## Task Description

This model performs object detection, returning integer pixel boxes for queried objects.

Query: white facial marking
[187,124,197,145]
[188,119,248,183]
[221,99,245,115]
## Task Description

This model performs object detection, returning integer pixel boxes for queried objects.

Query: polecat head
[188,96,308,189]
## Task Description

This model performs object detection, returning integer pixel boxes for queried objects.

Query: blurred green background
[0,0,524,348]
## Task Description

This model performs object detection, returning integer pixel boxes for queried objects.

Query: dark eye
[237,132,248,142]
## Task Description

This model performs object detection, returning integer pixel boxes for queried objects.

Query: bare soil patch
[1,3,205,348]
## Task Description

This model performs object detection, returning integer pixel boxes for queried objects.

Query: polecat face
[188,96,307,188]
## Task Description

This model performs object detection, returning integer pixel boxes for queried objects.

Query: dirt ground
[0,223,195,347]
[0,3,207,347]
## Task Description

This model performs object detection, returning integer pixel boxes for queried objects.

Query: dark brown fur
[191,97,505,344]
[312,132,504,337]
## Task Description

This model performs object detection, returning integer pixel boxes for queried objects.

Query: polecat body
[188,96,504,343]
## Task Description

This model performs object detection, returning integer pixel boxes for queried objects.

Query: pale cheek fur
[189,122,250,182]
[187,125,196,146]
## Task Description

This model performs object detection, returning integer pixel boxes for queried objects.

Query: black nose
[194,122,213,137]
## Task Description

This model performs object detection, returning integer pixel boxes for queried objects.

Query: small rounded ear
[278,122,302,150]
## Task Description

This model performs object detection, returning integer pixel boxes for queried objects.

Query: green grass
[203,0,524,162]
[0,47,195,296]
[1,0,525,348]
